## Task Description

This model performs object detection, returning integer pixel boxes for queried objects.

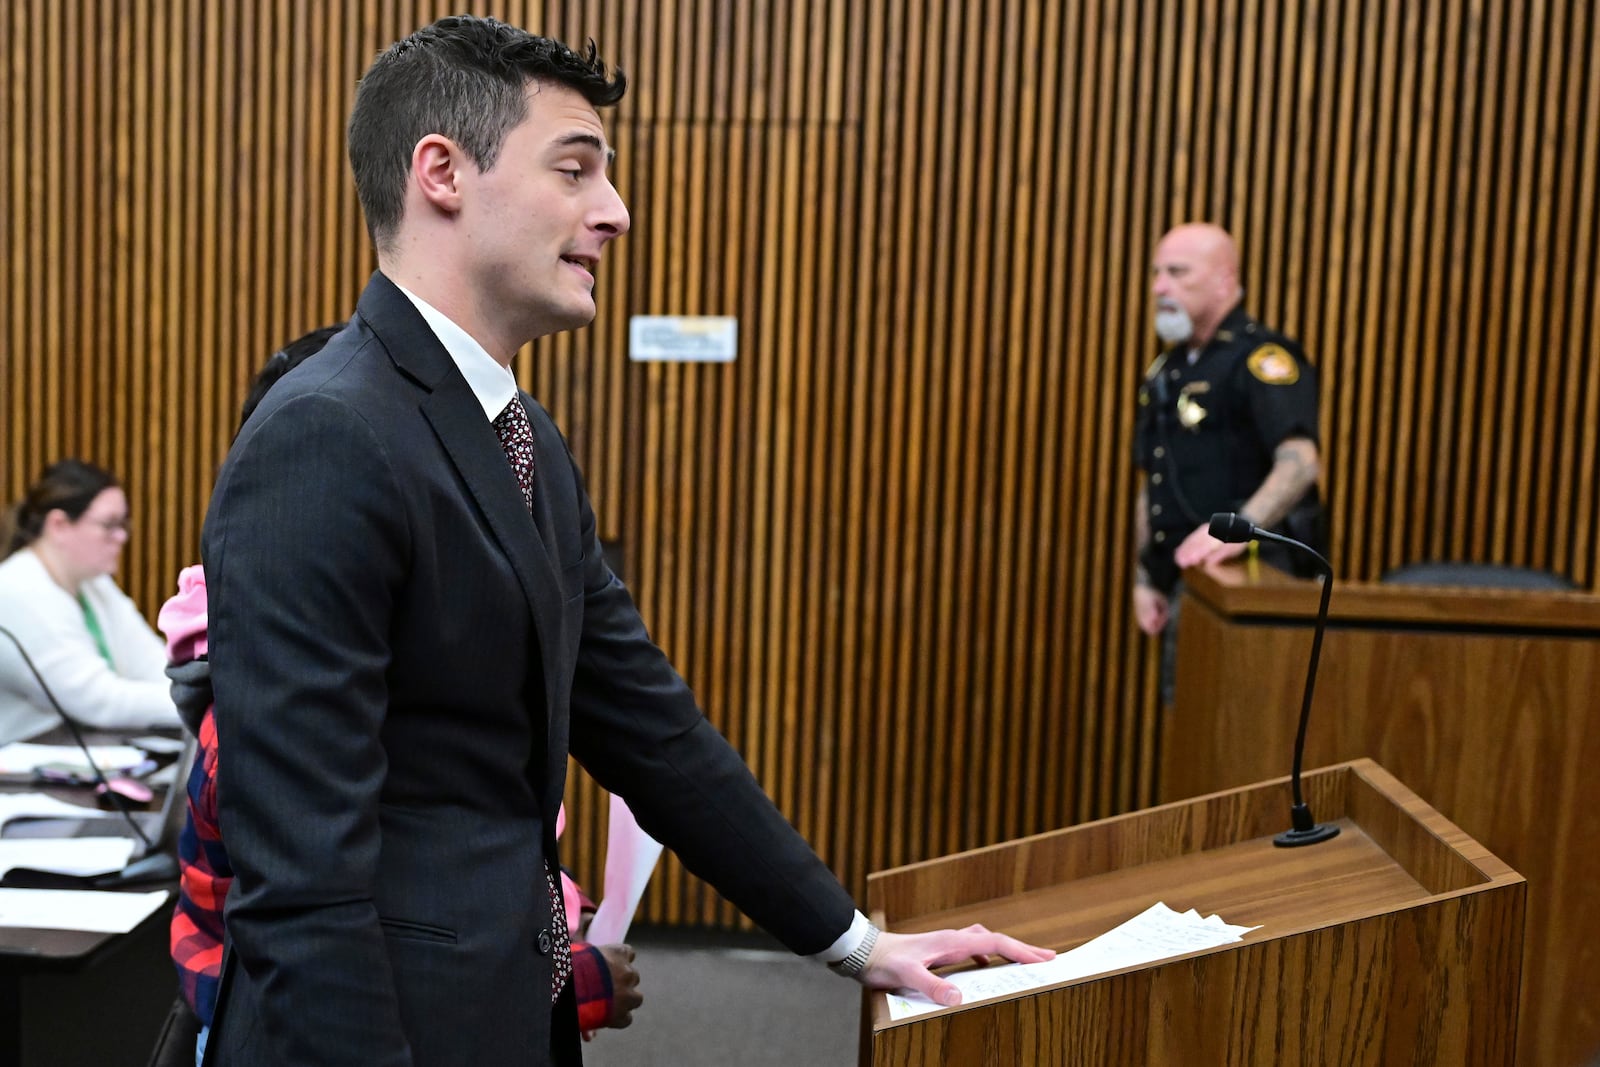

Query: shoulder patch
[1247,343,1299,385]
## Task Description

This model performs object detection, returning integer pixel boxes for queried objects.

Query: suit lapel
[518,397,573,814]
[355,274,565,718]
[420,385,563,653]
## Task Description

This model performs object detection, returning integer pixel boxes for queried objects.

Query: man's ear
[412,134,467,214]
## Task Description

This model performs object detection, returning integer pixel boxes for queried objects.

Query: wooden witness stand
[861,761,1523,1066]
[1164,563,1600,1067]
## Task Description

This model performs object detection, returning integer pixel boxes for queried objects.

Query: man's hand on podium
[1174,522,1250,569]
[859,925,1056,1007]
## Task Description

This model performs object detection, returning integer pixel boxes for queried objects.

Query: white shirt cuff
[811,910,872,963]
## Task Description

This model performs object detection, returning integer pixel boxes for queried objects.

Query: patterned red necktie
[494,398,538,513]
[492,397,573,1003]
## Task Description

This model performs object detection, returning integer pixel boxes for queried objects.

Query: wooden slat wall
[3,0,1597,930]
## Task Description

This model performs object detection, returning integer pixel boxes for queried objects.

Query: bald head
[1150,223,1244,346]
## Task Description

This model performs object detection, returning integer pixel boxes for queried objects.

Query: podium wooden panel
[864,761,1523,1066]
[1164,564,1600,1066]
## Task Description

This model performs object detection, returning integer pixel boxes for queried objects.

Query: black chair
[1379,561,1579,592]
[145,997,201,1067]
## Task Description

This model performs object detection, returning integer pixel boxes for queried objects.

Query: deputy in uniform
[1132,223,1323,704]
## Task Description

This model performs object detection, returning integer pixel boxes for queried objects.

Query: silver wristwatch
[827,921,880,980]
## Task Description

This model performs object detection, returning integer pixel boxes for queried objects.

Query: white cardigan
[0,547,179,744]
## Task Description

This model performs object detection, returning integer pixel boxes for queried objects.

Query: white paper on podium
[884,901,1260,1020]
[585,795,664,946]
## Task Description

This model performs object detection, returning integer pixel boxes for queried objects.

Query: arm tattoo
[1238,438,1320,529]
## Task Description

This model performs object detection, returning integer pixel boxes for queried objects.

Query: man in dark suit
[201,17,1050,1066]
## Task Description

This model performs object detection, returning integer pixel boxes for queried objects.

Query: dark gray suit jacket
[201,273,854,1066]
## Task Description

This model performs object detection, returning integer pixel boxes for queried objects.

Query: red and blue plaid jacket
[170,708,226,1026]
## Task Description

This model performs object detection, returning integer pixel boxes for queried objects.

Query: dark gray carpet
[579,927,860,1067]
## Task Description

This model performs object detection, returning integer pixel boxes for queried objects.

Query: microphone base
[1275,800,1341,847]
[1274,823,1341,848]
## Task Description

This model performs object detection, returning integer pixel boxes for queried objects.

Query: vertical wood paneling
[4,0,1599,948]
[1572,7,1600,589]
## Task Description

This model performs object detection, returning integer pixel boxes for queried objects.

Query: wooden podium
[1164,563,1600,1066]
[862,761,1523,1066]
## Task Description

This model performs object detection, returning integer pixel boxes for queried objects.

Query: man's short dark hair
[348,16,626,252]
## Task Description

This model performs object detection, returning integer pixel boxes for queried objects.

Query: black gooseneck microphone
[0,622,157,854]
[1207,513,1340,847]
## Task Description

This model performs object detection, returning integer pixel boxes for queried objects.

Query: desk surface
[887,820,1431,950]
[0,729,178,966]
[1186,560,1600,630]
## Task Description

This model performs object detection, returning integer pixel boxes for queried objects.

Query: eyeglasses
[82,515,131,534]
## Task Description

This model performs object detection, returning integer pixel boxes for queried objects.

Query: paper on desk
[0,887,168,933]
[0,742,147,775]
[0,791,102,826]
[884,902,1260,1021]
[0,838,136,877]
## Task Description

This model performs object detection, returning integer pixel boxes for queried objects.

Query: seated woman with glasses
[0,459,180,744]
